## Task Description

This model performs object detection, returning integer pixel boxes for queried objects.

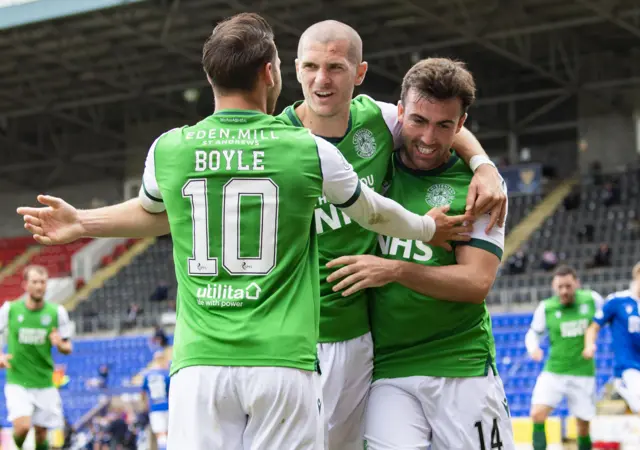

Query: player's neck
[25,296,44,311]
[214,93,267,115]
[295,102,350,138]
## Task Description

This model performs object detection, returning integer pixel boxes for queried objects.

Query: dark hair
[400,58,476,114]
[202,13,276,93]
[553,265,578,279]
[23,264,48,281]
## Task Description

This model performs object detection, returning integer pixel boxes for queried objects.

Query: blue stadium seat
[0,334,160,428]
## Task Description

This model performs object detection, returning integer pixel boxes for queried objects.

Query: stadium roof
[1,0,639,190]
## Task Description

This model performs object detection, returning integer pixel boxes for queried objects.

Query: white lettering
[314,205,342,233]
[390,238,412,259]
[18,328,48,345]
[209,151,220,170]
[253,151,264,171]
[361,175,374,187]
[560,319,589,338]
[237,150,250,170]
[413,241,433,262]
[195,150,207,172]
[223,150,235,170]
[196,130,206,139]
[238,130,251,140]
[629,316,640,333]
[317,196,328,206]
[220,129,230,139]
[196,283,261,307]
[379,236,434,262]
[378,235,391,255]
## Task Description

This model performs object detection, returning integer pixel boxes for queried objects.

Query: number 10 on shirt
[182,178,279,277]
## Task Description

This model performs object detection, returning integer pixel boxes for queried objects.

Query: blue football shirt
[594,290,640,377]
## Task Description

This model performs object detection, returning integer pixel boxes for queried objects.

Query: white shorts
[167,365,324,450]
[364,370,515,450]
[4,384,64,429]
[614,368,640,413]
[149,410,169,434]
[317,332,373,450]
[531,371,596,421]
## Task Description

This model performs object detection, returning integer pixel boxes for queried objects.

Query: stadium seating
[0,334,164,428]
[490,167,640,305]
[0,236,35,266]
[492,312,614,418]
[0,238,93,303]
[72,237,176,332]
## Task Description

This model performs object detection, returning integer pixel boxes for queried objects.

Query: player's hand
[582,344,597,360]
[426,206,474,251]
[530,348,544,362]
[49,328,63,348]
[16,195,85,245]
[0,354,13,369]
[466,164,507,232]
[326,255,396,297]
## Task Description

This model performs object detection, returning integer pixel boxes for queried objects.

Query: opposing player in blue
[584,262,640,414]
[141,351,171,450]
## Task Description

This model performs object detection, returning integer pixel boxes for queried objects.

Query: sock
[13,433,26,449]
[35,440,49,450]
[577,434,592,450]
[532,422,547,450]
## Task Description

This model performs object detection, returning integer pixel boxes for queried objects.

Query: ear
[355,61,368,86]
[264,62,275,88]
[397,101,405,124]
[456,112,468,133]
[295,58,302,84]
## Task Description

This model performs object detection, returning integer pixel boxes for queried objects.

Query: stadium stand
[72,237,177,333]
[0,239,93,303]
[489,167,640,306]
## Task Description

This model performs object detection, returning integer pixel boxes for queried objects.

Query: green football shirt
[277,95,401,342]
[529,289,603,376]
[371,151,506,380]
[139,110,368,376]
[0,299,72,388]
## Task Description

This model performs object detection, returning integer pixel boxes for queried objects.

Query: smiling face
[295,39,367,118]
[397,88,466,171]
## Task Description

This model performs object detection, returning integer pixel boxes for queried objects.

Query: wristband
[469,155,496,173]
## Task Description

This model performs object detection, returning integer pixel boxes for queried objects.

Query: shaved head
[298,20,362,64]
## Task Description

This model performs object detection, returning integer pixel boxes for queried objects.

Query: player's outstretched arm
[17,196,170,245]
